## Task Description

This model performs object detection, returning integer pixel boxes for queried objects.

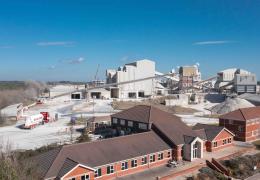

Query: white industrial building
[215,68,257,94]
[106,59,165,99]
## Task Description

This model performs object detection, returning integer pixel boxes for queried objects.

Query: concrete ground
[116,144,256,180]
[246,173,260,180]
[0,97,115,151]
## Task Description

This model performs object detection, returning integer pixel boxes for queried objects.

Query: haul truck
[23,112,50,129]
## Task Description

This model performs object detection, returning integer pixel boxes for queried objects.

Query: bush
[0,142,41,180]
[195,167,228,180]
[221,153,260,179]
[77,130,91,143]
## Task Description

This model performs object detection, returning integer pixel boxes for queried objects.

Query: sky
[0,0,260,81]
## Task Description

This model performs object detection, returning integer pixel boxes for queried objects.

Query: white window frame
[158,152,163,160]
[138,123,147,130]
[94,168,102,177]
[213,141,218,147]
[141,156,147,165]
[223,139,227,145]
[131,159,137,168]
[150,154,155,163]
[167,151,171,158]
[120,119,125,125]
[112,118,118,124]
[80,174,90,180]
[121,161,128,170]
[107,165,114,174]
[128,121,133,127]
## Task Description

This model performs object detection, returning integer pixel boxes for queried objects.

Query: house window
[120,119,125,125]
[228,138,232,143]
[95,168,102,177]
[128,121,133,127]
[167,151,171,158]
[81,174,90,180]
[121,161,128,170]
[138,123,147,130]
[253,130,258,136]
[158,152,164,160]
[131,159,137,167]
[112,118,118,124]
[229,120,233,124]
[213,142,217,147]
[223,139,227,145]
[150,154,156,163]
[107,165,114,174]
[238,126,244,132]
[141,156,147,165]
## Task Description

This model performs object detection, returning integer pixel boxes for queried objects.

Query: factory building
[234,74,257,94]
[106,59,165,99]
[215,68,257,94]
[178,65,201,91]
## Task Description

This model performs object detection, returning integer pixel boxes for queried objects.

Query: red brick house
[35,105,235,180]
[111,105,204,161]
[35,131,172,180]
[193,123,235,152]
[219,107,260,142]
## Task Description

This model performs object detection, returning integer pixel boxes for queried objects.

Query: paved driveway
[246,173,260,180]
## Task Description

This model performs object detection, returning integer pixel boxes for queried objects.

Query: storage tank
[24,114,44,129]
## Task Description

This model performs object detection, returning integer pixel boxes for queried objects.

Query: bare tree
[0,81,47,109]
[0,139,41,180]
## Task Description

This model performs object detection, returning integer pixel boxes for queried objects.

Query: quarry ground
[0,85,222,151]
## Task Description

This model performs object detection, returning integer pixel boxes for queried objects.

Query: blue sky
[0,0,260,81]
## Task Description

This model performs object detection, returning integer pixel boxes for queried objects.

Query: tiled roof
[193,123,228,141]
[113,105,197,145]
[41,131,170,179]
[111,105,152,123]
[219,106,260,121]
[33,147,62,178]
[56,158,78,178]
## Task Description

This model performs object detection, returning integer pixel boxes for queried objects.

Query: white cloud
[60,57,85,64]
[37,41,75,46]
[193,40,236,45]
[48,65,56,70]
[0,45,13,49]
[120,56,129,62]
[68,57,85,64]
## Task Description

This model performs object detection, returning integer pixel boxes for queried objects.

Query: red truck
[40,112,50,123]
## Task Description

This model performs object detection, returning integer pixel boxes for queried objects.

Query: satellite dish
[196,62,200,67]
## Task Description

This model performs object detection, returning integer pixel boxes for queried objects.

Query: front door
[193,142,199,159]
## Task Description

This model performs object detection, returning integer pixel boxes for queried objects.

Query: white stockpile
[210,97,255,114]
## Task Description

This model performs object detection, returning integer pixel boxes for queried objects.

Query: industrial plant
[1,58,260,180]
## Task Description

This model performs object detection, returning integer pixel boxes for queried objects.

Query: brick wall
[62,166,94,180]
[219,119,245,141]
[220,118,260,142]
[62,150,171,180]
[172,145,182,161]
[205,129,234,152]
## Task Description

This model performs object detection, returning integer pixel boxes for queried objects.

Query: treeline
[0,81,47,109]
